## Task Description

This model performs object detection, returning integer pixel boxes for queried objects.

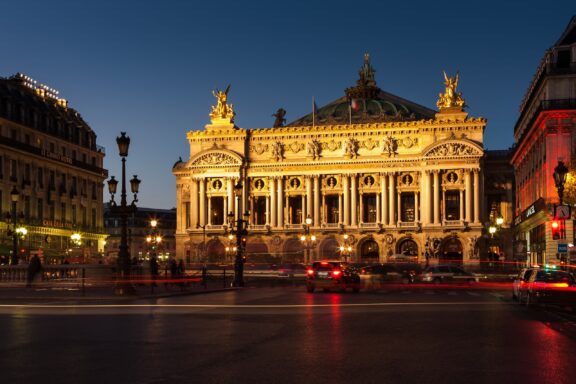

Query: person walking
[26,254,42,288]
[149,254,159,287]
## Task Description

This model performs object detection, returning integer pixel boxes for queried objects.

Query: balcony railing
[359,222,379,228]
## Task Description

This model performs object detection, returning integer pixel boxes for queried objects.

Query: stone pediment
[189,150,243,167]
[423,140,482,158]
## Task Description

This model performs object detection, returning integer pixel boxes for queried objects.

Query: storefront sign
[514,198,546,226]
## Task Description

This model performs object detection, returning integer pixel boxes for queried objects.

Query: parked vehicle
[519,268,576,307]
[419,265,482,284]
[277,263,307,278]
[359,263,421,290]
[512,268,537,301]
[306,260,360,293]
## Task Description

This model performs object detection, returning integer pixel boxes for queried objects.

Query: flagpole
[312,96,315,128]
[348,99,352,125]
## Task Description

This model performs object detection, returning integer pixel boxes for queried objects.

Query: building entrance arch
[440,236,463,265]
[282,238,304,263]
[205,239,225,263]
[319,237,340,260]
[359,238,379,262]
[396,238,418,258]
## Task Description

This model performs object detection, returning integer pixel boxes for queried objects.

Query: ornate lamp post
[146,219,162,260]
[553,160,569,204]
[339,234,353,262]
[107,132,141,295]
[300,215,316,264]
[10,186,20,265]
[227,182,249,287]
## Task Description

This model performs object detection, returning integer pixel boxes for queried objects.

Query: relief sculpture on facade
[193,152,240,166]
[307,139,321,160]
[382,135,398,157]
[426,142,479,157]
[271,141,284,161]
[343,137,358,158]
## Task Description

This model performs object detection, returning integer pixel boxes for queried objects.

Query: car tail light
[332,270,342,277]
[307,269,314,275]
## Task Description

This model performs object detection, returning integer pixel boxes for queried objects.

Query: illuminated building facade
[173,56,487,265]
[511,17,576,266]
[0,73,108,263]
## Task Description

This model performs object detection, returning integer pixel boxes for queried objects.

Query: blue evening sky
[1,1,574,209]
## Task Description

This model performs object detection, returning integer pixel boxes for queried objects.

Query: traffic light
[551,220,560,240]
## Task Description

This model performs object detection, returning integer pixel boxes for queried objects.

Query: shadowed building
[0,73,107,263]
[173,55,487,266]
[512,16,576,267]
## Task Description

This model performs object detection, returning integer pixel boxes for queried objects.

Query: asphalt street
[1,285,575,384]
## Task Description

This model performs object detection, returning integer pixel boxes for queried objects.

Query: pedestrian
[177,259,186,289]
[201,264,208,289]
[26,254,42,288]
[149,254,159,287]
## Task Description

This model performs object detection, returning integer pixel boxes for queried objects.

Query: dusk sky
[2,1,574,209]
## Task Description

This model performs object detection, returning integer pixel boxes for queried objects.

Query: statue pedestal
[205,120,235,132]
[435,108,468,122]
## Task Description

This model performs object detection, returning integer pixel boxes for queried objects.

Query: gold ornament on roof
[210,84,235,123]
[437,71,466,110]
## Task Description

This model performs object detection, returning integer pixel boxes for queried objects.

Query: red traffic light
[552,220,561,240]
[551,221,559,229]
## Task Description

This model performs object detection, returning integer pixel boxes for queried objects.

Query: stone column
[338,194,343,224]
[191,179,198,229]
[314,176,320,227]
[306,176,313,223]
[265,195,270,225]
[359,193,364,223]
[388,173,395,225]
[270,177,276,227]
[397,191,401,224]
[199,178,206,227]
[277,177,284,228]
[433,171,440,225]
[207,194,212,225]
[414,191,419,223]
[465,170,472,223]
[459,189,464,221]
[343,175,350,226]
[473,169,480,224]
[420,171,428,225]
[227,178,233,217]
[351,175,357,226]
[381,174,388,226]
[376,191,381,224]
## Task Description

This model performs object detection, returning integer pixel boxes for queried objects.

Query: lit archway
[359,238,379,262]
[439,236,463,265]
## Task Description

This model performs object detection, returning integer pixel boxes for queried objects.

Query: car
[359,263,421,290]
[419,265,482,284]
[306,260,361,293]
[512,268,536,301]
[277,263,307,278]
[520,268,576,307]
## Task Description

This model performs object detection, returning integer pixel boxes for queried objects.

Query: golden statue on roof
[210,84,235,123]
[437,71,466,111]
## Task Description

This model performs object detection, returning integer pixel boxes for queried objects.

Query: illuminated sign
[514,198,545,227]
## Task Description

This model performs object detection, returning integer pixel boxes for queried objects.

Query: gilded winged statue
[436,71,466,110]
[210,84,235,121]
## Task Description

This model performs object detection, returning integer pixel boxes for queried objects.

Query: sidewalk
[0,280,234,303]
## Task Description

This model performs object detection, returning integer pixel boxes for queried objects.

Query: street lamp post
[553,160,569,205]
[339,234,353,262]
[300,215,315,264]
[227,182,249,287]
[107,132,141,295]
[10,186,20,265]
[146,219,162,261]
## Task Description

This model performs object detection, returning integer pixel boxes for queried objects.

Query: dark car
[512,268,536,302]
[520,269,576,307]
[419,265,483,284]
[359,263,422,290]
[277,263,307,278]
[306,260,360,293]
